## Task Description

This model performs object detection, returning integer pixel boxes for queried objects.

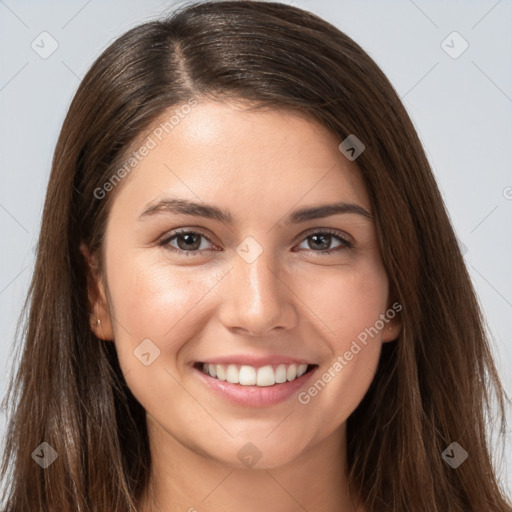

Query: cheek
[104,252,227,414]
[299,344,381,429]
[105,251,223,369]
[296,259,389,342]
[293,263,388,418]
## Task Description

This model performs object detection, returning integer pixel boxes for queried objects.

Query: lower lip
[193,365,318,407]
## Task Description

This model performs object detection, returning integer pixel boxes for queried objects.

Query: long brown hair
[1,1,510,510]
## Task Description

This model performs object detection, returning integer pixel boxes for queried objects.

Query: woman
[1,1,510,511]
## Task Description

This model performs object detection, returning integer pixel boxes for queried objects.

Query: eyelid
[299,227,353,245]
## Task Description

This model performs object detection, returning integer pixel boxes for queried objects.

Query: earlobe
[80,242,115,341]
[382,319,402,343]
[90,310,114,341]
[382,294,403,343]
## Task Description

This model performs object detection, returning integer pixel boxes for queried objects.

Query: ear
[80,242,114,341]
[381,300,403,343]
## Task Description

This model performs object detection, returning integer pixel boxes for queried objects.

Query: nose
[218,248,298,337]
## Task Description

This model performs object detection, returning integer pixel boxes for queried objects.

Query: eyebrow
[138,197,373,224]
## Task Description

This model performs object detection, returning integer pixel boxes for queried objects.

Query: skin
[83,100,402,512]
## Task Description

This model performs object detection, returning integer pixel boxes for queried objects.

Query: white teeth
[239,365,257,385]
[226,364,239,384]
[200,362,312,386]
[296,364,308,377]
[256,365,275,387]
[216,364,226,381]
[275,364,287,383]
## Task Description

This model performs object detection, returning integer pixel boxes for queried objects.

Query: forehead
[109,100,371,218]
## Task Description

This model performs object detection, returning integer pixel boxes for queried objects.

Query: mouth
[193,362,318,387]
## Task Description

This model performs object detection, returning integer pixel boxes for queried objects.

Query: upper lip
[196,354,316,368]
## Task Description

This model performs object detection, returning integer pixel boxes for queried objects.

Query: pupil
[178,233,200,250]
[310,234,330,250]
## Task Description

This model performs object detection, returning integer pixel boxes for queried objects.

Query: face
[84,100,401,469]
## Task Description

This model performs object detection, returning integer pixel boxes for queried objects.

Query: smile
[197,362,316,387]
[192,360,319,407]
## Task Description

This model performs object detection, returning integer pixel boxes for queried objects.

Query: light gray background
[1,0,511,499]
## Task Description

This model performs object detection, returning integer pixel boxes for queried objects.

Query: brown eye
[174,232,203,251]
[296,230,353,254]
[158,228,353,257]
[158,230,214,256]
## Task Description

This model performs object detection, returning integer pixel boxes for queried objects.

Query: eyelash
[157,228,354,257]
